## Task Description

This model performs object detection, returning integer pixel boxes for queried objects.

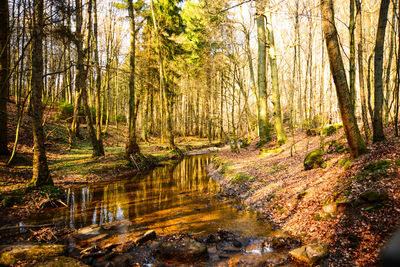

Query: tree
[93,0,105,154]
[265,0,286,145]
[125,0,141,157]
[320,0,366,158]
[355,0,371,140]
[29,0,53,186]
[372,0,390,142]
[0,0,9,155]
[256,0,270,146]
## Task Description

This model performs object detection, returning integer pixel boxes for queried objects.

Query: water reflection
[31,155,270,237]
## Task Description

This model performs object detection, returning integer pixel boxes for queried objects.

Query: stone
[0,243,65,266]
[111,253,134,267]
[101,220,132,232]
[74,225,102,240]
[305,243,328,263]
[34,256,89,267]
[222,245,241,253]
[322,202,337,215]
[304,149,325,170]
[267,234,300,249]
[133,230,156,246]
[289,243,328,265]
[360,190,388,203]
[157,237,208,262]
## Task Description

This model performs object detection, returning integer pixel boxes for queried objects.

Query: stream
[25,154,292,266]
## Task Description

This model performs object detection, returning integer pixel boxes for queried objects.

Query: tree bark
[265,0,286,145]
[29,0,52,186]
[0,0,9,155]
[355,0,372,141]
[349,0,356,107]
[320,0,366,158]
[125,0,141,157]
[256,0,270,146]
[372,0,390,142]
[93,0,104,153]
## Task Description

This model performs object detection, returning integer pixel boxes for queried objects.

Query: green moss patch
[231,174,255,184]
[304,149,325,170]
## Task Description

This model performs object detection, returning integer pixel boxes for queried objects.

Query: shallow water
[28,155,272,238]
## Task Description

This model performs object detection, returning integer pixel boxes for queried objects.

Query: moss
[231,174,255,184]
[360,190,388,203]
[260,148,283,157]
[304,149,325,170]
[395,158,400,167]
[39,185,64,199]
[338,158,353,170]
[357,160,392,181]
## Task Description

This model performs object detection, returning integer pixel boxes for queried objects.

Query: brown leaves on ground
[214,129,400,266]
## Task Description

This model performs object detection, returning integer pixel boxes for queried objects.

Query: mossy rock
[0,243,65,266]
[360,190,388,203]
[304,149,325,170]
[338,158,353,170]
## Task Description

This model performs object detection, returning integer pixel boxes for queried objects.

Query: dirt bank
[210,129,400,266]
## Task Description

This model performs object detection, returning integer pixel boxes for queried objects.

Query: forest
[0,0,400,266]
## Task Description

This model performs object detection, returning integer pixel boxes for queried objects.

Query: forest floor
[210,128,400,266]
[0,100,221,228]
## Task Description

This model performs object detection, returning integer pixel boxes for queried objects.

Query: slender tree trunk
[355,0,372,140]
[373,0,390,142]
[29,0,52,186]
[256,0,270,146]
[384,2,396,124]
[320,0,366,158]
[71,0,84,138]
[395,0,400,136]
[0,0,9,155]
[265,0,286,145]
[93,0,104,153]
[125,0,140,157]
[349,0,356,107]
[81,0,104,157]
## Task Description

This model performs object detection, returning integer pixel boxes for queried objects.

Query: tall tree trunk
[395,0,400,136]
[384,1,396,124]
[81,0,104,157]
[0,0,9,155]
[320,0,366,158]
[256,0,270,146]
[125,0,140,157]
[71,0,83,138]
[29,0,52,186]
[93,0,104,153]
[373,0,390,142]
[349,0,356,107]
[355,0,372,140]
[265,0,286,145]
